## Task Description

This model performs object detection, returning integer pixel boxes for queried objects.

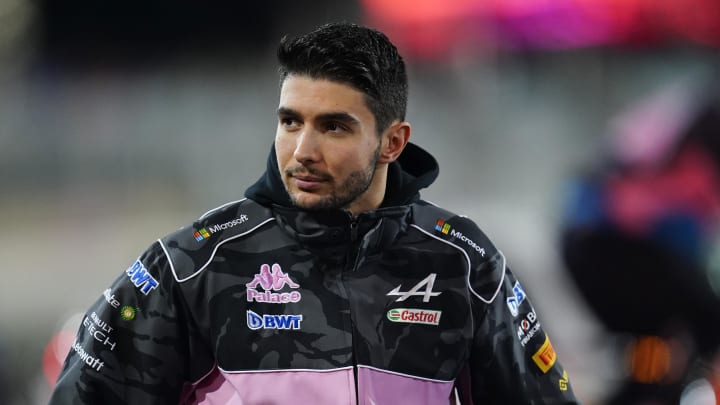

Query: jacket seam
[408,224,506,304]
[198,198,247,220]
[153,243,218,391]
[356,364,455,383]
[218,366,355,374]
[159,217,276,283]
[190,361,219,386]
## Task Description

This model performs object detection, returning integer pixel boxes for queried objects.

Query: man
[50,22,578,404]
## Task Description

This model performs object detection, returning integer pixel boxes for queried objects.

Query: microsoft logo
[193,228,211,241]
[192,216,250,242]
[435,219,451,234]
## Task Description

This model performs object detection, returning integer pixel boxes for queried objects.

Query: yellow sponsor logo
[532,335,557,373]
[559,370,569,391]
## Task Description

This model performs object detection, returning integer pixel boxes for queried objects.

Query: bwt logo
[506,281,526,317]
[246,263,301,304]
[125,260,159,295]
[246,310,302,330]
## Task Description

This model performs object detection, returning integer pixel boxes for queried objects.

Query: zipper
[335,270,360,405]
[345,214,361,404]
[343,214,383,404]
[350,216,359,242]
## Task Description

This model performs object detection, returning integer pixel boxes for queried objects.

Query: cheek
[274,134,294,167]
[330,148,369,173]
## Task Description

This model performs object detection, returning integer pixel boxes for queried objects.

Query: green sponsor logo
[120,306,139,321]
[386,308,441,326]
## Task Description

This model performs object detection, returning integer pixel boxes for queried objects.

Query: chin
[290,193,326,210]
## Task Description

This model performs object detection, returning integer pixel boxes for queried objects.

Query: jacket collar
[244,142,439,209]
[272,204,412,247]
[244,141,438,250]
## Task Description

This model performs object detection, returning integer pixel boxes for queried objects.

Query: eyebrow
[277,107,361,126]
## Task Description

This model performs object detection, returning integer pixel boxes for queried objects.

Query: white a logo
[387,273,442,302]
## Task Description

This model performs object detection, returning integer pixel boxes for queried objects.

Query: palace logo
[246,263,301,304]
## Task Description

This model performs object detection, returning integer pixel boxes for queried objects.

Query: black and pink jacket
[50,143,578,404]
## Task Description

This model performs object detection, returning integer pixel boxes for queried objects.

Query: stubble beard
[285,144,381,212]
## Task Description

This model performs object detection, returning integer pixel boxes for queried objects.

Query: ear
[378,121,411,164]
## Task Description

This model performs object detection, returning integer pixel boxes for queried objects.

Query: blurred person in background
[561,81,720,404]
[48,22,578,404]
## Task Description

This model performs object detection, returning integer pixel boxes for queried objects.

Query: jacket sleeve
[48,242,213,405]
[458,252,580,404]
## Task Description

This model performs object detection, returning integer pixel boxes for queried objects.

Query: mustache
[284,165,332,181]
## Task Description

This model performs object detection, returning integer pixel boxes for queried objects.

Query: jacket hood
[244,142,439,209]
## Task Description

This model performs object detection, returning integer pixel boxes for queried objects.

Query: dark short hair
[277,22,408,134]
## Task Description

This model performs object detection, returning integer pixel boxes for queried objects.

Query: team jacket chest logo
[387,273,441,302]
[246,263,301,303]
[387,308,442,326]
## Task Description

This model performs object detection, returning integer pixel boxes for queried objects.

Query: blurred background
[1,0,720,404]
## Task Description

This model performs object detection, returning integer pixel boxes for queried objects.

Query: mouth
[293,175,324,182]
[287,171,329,191]
[293,177,324,191]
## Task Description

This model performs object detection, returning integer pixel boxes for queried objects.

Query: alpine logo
[246,310,303,330]
[246,263,301,303]
[506,280,526,317]
[387,273,442,302]
[387,308,442,326]
[194,215,249,241]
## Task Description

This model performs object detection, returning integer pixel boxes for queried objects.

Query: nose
[293,129,321,164]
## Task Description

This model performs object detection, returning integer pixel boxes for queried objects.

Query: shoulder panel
[412,201,506,303]
[159,199,275,283]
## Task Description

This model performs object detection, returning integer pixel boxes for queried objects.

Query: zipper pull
[349,217,359,242]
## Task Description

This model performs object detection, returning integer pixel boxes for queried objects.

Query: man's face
[275,75,382,213]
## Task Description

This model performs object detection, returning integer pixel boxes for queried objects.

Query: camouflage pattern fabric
[49,198,579,404]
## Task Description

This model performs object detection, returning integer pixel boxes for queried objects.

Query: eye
[325,121,349,133]
[280,117,301,131]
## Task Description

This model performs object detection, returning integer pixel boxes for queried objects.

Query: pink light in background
[362,0,720,59]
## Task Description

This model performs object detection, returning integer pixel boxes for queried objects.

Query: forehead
[279,75,373,119]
